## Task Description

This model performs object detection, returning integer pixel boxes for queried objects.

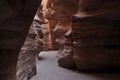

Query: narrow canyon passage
[30,51,120,80]
[0,0,120,80]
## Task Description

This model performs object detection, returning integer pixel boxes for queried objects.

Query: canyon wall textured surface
[45,0,120,71]
[0,0,42,80]
[17,4,46,80]
[17,26,37,80]
[72,0,120,72]
[0,0,120,80]
[44,0,79,68]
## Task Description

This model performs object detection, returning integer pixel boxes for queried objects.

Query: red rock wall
[45,0,120,72]
[44,0,78,68]
[72,0,120,72]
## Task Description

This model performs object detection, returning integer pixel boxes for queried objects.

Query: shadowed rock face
[0,1,120,80]
[72,0,120,72]
[45,0,120,71]
[0,0,42,80]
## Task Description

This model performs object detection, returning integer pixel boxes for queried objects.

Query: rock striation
[44,0,79,69]
[0,0,42,80]
[45,0,120,72]
[72,0,120,72]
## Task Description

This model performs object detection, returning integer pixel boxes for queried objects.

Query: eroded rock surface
[0,0,42,80]
[44,0,78,69]
[72,0,120,72]
[17,24,37,80]
[44,0,120,72]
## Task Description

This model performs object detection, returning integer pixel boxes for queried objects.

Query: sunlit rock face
[34,7,45,52]
[72,0,120,72]
[44,0,79,68]
[17,17,44,80]
[0,0,41,80]
[43,0,79,50]
[40,0,55,50]
[17,24,37,80]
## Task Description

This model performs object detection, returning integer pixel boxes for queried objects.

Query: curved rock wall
[72,0,120,72]
[0,0,42,80]
[16,18,44,80]
[45,0,120,72]
[44,0,79,68]
[0,1,120,80]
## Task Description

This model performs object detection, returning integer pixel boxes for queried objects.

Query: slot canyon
[0,0,120,80]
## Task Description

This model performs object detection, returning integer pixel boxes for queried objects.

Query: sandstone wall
[45,0,120,72]
[44,0,79,68]
[0,0,42,80]
[16,20,44,80]
[72,0,120,72]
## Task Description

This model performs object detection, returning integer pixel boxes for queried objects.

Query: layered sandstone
[44,0,79,68]
[72,0,120,72]
[45,0,120,72]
